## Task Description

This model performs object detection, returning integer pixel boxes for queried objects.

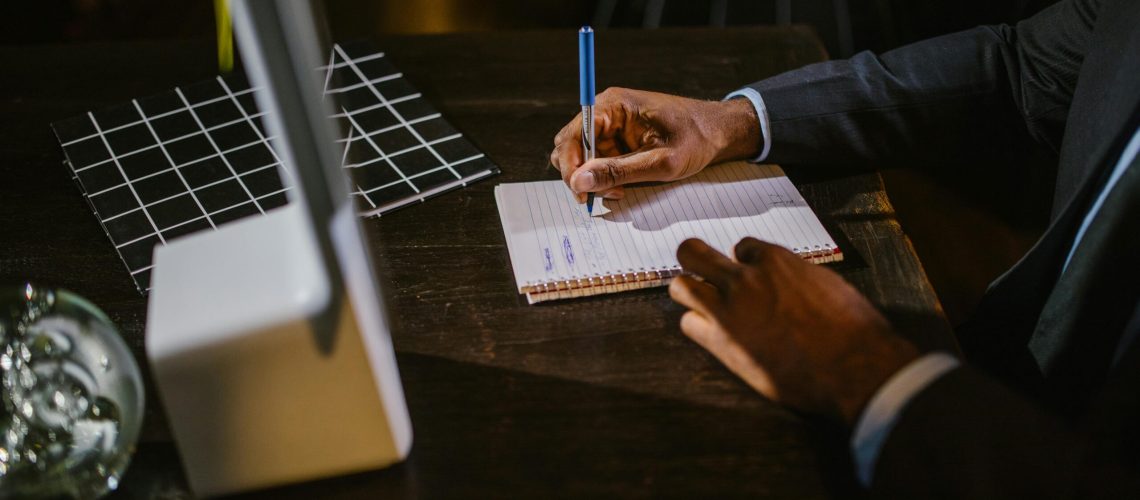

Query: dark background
[2,0,1062,323]
[3,0,1055,57]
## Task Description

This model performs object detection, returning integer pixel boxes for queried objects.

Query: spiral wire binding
[522,244,842,303]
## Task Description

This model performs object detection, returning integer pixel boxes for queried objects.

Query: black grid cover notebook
[51,42,499,294]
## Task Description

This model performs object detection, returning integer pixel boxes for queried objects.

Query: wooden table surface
[0,27,954,498]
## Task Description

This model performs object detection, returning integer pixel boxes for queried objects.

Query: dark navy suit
[744,0,1140,495]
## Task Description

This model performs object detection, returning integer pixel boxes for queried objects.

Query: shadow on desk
[116,352,865,499]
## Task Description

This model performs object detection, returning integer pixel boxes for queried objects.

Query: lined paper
[495,162,840,302]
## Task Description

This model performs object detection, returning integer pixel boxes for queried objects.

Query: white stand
[145,205,412,497]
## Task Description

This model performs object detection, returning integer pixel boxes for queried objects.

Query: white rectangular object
[146,205,411,497]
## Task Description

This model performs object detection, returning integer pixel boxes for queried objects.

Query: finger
[552,116,583,183]
[551,147,588,204]
[593,94,639,149]
[733,237,779,265]
[679,310,726,353]
[550,143,582,181]
[676,238,741,290]
[681,312,781,402]
[550,140,580,170]
[669,274,721,318]
[553,111,582,149]
[555,96,627,159]
[554,105,626,193]
[597,138,624,158]
[569,148,673,192]
[599,186,624,199]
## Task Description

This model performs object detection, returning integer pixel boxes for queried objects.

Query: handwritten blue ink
[543,248,554,272]
[562,235,575,265]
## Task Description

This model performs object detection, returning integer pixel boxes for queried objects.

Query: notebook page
[496,162,838,292]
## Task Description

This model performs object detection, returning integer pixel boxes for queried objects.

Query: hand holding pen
[551,27,763,211]
[550,88,763,205]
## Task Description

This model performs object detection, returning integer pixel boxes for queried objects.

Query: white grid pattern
[342,126,377,209]
[62,88,259,147]
[118,187,289,253]
[316,50,384,71]
[131,99,217,230]
[100,162,280,224]
[73,111,269,173]
[87,112,166,246]
[358,154,485,197]
[330,92,422,119]
[57,43,498,293]
[84,139,280,198]
[334,112,440,143]
[334,44,463,181]
[217,76,293,190]
[177,86,270,215]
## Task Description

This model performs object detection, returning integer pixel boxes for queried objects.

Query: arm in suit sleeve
[870,298,1140,497]
[868,361,1140,498]
[741,0,1098,167]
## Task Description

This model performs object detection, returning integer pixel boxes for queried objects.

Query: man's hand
[668,238,920,426]
[550,88,761,202]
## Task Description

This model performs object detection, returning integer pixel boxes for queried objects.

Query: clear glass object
[0,284,143,499]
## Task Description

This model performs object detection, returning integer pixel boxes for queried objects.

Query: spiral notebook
[495,162,843,304]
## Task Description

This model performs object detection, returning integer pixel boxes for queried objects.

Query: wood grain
[0,27,951,499]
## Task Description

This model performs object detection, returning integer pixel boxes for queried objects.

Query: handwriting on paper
[562,235,575,265]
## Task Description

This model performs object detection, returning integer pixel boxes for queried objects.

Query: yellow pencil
[215,0,233,73]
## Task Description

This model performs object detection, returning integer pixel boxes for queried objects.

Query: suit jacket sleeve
[743,0,1097,167]
[870,362,1140,498]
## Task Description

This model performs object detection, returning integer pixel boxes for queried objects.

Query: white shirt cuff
[724,87,771,163]
[851,352,960,486]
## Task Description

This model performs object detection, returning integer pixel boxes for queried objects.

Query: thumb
[569,149,672,192]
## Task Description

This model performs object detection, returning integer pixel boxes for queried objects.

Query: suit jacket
[744,0,1140,496]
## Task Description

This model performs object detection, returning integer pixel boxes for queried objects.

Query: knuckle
[726,264,745,282]
[598,86,629,104]
[744,239,773,256]
[734,237,759,256]
[550,148,564,170]
[678,238,701,255]
[601,159,624,185]
[753,244,778,263]
[667,277,687,299]
[740,266,762,284]
[661,151,683,177]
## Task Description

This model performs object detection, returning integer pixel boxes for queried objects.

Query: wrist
[710,97,763,163]
[835,335,921,428]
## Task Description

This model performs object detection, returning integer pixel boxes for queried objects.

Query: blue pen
[579,26,597,215]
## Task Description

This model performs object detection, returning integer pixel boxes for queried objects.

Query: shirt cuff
[723,87,771,163]
[850,352,960,486]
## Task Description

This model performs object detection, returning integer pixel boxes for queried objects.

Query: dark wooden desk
[0,27,953,498]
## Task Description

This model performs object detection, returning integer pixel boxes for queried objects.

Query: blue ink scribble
[562,235,575,265]
[543,248,554,272]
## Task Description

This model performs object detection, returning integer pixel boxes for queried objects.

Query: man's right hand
[550,88,762,202]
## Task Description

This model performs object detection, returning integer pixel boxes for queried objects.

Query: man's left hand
[669,237,920,426]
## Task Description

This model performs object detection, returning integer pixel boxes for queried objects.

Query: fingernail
[578,171,596,190]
